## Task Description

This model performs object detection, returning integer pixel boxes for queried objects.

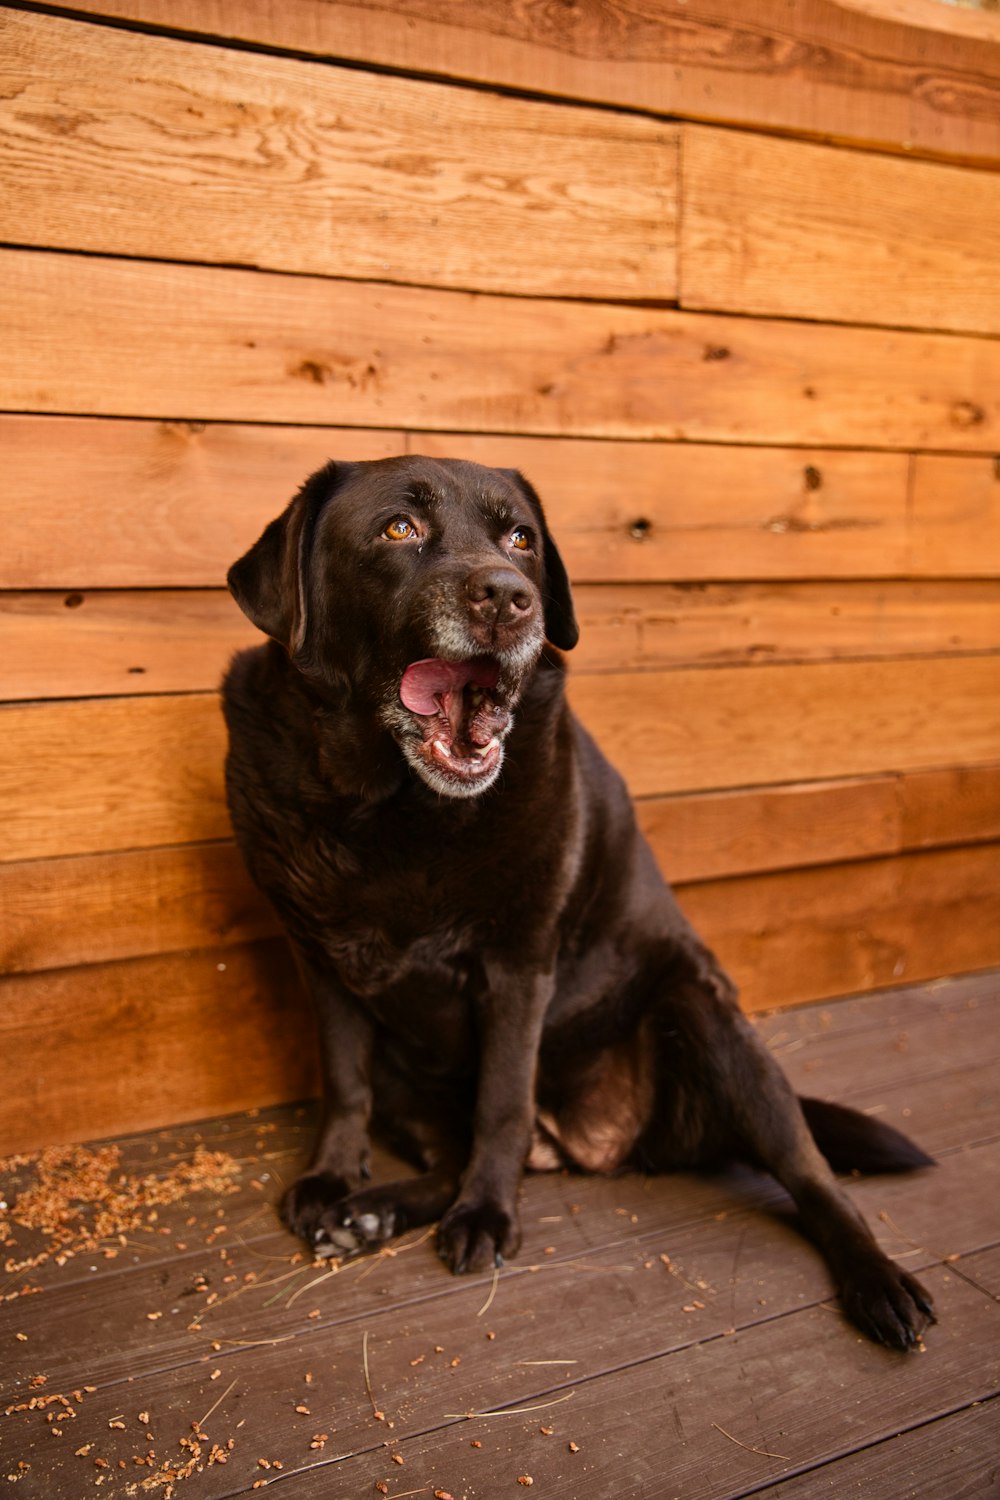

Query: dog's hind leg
[642,955,935,1349]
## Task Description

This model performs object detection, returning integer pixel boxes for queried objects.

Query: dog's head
[228,456,578,797]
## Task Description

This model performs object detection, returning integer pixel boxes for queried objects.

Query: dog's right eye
[383,517,417,542]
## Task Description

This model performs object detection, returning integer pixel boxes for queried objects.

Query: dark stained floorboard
[2,971,998,1497]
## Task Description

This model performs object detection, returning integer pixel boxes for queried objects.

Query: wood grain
[568,654,1000,799]
[1,848,997,1148]
[680,842,1000,1010]
[0,417,921,587]
[6,419,997,592]
[0,842,280,976]
[910,454,1000,576]
[6,766,999,977]
[53,0,1000,166]
[643,770,955,884]
[0,416,402,588]
[0,9,676,300]
[5,251,1000,450]
[681,125,1000,335]
[0,940,314,1150]
[3,656,999,862]
[0,694,232,863]
[8,580,1000,701]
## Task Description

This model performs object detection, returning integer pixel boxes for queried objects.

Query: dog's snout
[465,566,534,626]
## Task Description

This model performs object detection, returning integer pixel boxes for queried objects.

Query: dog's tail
[800,1096,935,1174]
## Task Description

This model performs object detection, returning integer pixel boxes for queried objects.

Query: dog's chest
[285,814,488,998]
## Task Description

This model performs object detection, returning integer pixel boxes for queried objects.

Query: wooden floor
[2,973,999,1499]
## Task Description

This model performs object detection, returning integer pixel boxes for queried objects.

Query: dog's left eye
[383,516,417,542]
[509,528,532,552]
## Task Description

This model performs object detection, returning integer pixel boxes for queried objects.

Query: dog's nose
[465,566,534,627]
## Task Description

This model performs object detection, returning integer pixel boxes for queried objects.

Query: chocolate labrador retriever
[222,455,934,1350]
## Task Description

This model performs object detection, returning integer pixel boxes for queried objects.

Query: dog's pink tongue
[400,658,497,715]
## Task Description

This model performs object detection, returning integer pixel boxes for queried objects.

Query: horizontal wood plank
[0,417,402,588]
[53,0,1000,167]
[680,842,1000,1010]
[2,848,998,1148]
[0,9,676,300]
[0,417,926,587]
[6,766,1000,977]
[910,454,1000,576]
[5,250,1000,450]
[8,580,1000,701]
[3,655,999,861]
[569,655,1000,799]
[681,125,1000,335]
[0,941,314,1152]
[0,694,233,863]
[6,420,999,590]
[768,1403,1000,1500]
[0,842,280,977]
[643,764,1000,884]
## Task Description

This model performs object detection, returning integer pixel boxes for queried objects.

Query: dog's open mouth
[399,656,510,789]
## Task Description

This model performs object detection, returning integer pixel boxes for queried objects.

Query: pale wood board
[52,0,1000,166]
[0,9,677,301]
[5,250,1000,450]
[680,124,1000,335]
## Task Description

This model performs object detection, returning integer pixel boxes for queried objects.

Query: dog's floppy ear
[501,469,579,652]
[227,461,353,654]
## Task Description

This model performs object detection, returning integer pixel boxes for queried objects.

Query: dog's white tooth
[433,739,452,758]
[473,739,498,758]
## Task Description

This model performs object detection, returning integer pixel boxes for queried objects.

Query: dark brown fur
[222,456,935,1349]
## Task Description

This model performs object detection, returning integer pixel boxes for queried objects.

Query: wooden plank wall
[2,0,1000,1152]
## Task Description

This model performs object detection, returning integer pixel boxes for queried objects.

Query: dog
[222,455,934,1350]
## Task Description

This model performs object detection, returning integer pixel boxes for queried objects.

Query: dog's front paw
[280,1169,353,1244]
[840,1257,935,1350]
[437,1198,521,1275]
[311,1189,401,1261]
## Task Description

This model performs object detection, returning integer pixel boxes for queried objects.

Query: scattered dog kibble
[517,1477,534,1487]
[568,1441,580,1453]
[539,1426,553,1436]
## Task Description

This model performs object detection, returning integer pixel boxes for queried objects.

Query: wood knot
[951,400,985,428]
